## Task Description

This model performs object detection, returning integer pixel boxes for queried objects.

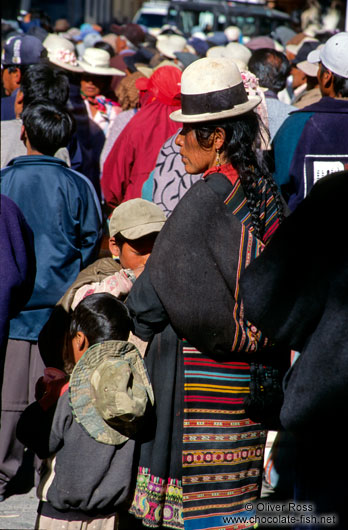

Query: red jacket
[101,66,182,207]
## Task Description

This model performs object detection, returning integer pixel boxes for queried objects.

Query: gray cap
[109,198,166,240]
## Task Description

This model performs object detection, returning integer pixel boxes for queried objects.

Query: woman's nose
[175,131,184,147]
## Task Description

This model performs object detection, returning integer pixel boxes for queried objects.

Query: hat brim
[69,340,154,445]
[78,60,125,76]
[170,95,261,123]
[119,221,165,240]
[296,60,318,77]
[307,48,320,64]
[156,42,177,59]
[49,57,84,73]
[135,64,153,78]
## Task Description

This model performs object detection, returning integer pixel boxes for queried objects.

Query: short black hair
[319,62,348,97]
[248,48,290,93]
[69,293,132,345]
[21,100,74,155]
[2,64,30,76]
[20,63,69,108]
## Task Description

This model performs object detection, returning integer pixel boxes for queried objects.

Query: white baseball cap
[307,32,348,78]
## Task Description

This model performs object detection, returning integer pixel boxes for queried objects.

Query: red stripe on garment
[185,396,244,404]
[184,359,249,370]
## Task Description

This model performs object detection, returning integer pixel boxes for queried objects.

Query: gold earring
[216,149,221,168]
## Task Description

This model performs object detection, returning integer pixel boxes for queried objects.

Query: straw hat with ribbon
[43,34,83,72]
[79,48,125,76]
[170,57,261,123]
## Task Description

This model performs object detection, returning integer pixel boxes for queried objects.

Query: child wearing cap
[68,198,166,310]
[17,293,153,530]
[38,198,166,369]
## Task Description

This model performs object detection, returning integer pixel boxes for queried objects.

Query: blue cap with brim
[1,34,44,66]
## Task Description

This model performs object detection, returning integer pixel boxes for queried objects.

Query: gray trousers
[0,339,45,495]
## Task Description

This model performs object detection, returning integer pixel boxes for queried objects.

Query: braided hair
[192,111,285,240]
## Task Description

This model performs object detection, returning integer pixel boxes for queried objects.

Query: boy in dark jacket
[17,293,154,530]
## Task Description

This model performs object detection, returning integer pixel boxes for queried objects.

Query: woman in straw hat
[79,47,124,138]
[126,57,288,530]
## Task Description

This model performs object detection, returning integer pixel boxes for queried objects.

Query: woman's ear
[214,127,226,150]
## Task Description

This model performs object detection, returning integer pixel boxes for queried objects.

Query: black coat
[240,170,348,434]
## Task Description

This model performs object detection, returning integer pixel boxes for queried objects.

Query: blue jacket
[1,90,17,121]
[0,195,36,354]
[1,156,102,341]
[273,97,348,211]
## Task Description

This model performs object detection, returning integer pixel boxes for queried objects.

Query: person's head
[1,34,46,95]
[135,65,182,106]
[288,40,320,90]
[42,33,83,74]
[171,57,262,174]
[108,199,166,272]
[69,293,132,364]
[79,47,124,97]
[307,32,348,97]
[16,63,69,117]
[94,40,115,58]
[170,57,285,239]
[316,62,348,97]
[115,71,143,110]
[80,72,112,98]
[248,48,291,93]
[111,23,145,53]
[20,100,74,156]
[175,113,263,175]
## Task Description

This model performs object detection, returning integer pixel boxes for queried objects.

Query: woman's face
[81,73,107,98]
[175,124,221,174]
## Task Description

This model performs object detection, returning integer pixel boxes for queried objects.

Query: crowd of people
[1,4,348,530]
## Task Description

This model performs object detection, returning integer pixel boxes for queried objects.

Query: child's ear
[109,237,120,258]
[76,331,88,352]
[20,125,27,144]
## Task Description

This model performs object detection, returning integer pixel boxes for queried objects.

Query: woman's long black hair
[192,111,285,240]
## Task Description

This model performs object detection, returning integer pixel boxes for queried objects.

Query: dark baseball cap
[1,34,45,66]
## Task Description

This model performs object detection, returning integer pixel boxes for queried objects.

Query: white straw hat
[224,25,241,42]
[206,45,226,58]
[43,34,83,73]
[206,43,251,71]
[225,42,252,65]
[156,34,187,59]
[170,57,261,123]
[79,48,125,76]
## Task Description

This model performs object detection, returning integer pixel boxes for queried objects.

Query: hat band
[83,57,109,69]
[181,82,248,116]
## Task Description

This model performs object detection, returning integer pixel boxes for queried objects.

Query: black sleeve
[240,171,346,350]
[126,265,169,342]
[16,402,56,459]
